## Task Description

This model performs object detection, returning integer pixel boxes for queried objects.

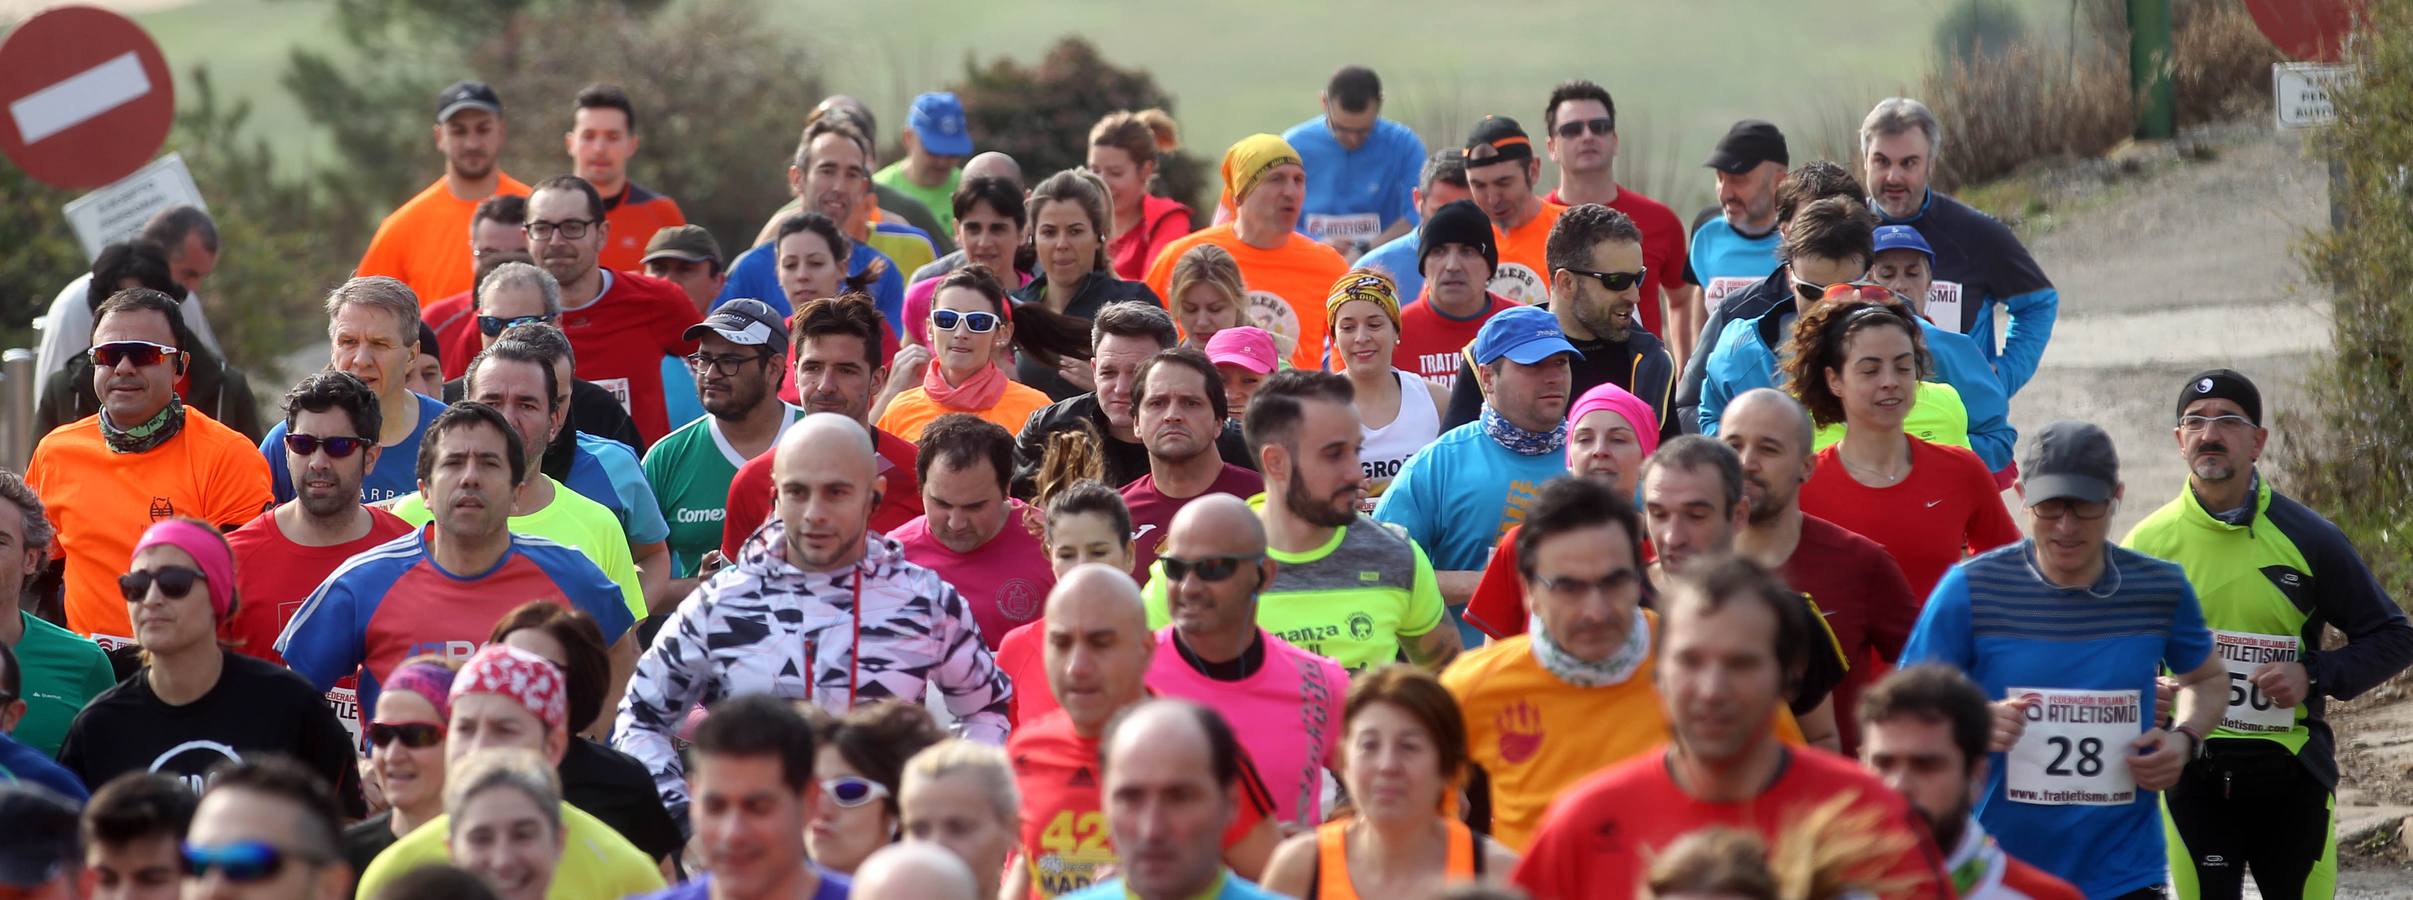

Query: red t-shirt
[1008,709,1274,898]
[556,270,702,448]
[2002,855,2085,900]
[1783,515,1920,754]
[1120,464,1265,578]
[720,428,924,560]
[597,184,687,273]
[889,501,1055,651]
[1514,747,1951,900]
[997,620,1049,727]
[423,290,477,380]
[221,507,416,665]
[1393,291,1514,390]
[1545,185,1687,338]
[1797,438,2020,599]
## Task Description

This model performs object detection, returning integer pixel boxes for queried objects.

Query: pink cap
[1205,326,1278,374]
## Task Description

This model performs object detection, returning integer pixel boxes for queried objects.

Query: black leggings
[2164,742,2336,900]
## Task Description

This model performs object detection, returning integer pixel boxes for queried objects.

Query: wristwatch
[2172,724,2208,760]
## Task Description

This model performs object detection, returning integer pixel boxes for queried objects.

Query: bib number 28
[2005,687,2139,806]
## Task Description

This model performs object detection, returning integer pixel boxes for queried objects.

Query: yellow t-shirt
[1486,202,1568,307]
[1439,613,1804,851]
[1143,225,1348,370]
[390,477,646,618]
[354,802,664,900]
[1812,380,1971,454]
[876,381,1053,444]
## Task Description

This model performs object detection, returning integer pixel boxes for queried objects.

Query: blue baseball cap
[908,92,973,158]
[1471,305,1584,366]
[1872,224,1933,262]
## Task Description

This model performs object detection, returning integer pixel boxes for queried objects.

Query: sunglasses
[182,841,322,883]
[89,341,182,369]
[367,721,445,749]
[119,566,208,603]
[1563,267,1648,292]
[931,310,1001,334]
[1159,554,1262,583]
[1554,116,1615,139]
[479,313,555,337]
[823,776,891,808]
[284,433,367,459]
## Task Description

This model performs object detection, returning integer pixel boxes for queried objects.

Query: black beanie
[1418,199,1499,276]
[2177,368,2262,425]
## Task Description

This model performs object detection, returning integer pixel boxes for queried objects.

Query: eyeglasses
[366,721,445,749]
[183,841,324,883]
[524,219,598,241]
[823,776,891,808]
[1555,116,1615,139]
[478,313,555,337]
[119,566,207,603]
[1159,554,1262,583]
[89,341,181,369]
[1533,569,1639,600]
[931,309,1002,333]
[2178,414,2255,433]
[284,433,368,459]
[1562,267,1648,292]
[2029,498,2112,520]
[685,351,769,378]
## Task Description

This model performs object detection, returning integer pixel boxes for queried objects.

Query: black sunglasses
[119,566,207,602]
[1555,116,1615,139]
[283,433,367,458]
[478,313,555,337]
[1563,267,1648,292]
[89,340,182,369]
[366,721,445,749]
[1160,554,1262,583]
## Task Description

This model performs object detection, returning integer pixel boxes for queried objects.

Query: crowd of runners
[1,62,2406,900]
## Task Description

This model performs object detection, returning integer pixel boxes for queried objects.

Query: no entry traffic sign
[0,5,175,189]
[2243,0,2364,63]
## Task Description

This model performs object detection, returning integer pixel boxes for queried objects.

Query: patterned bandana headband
[130,518,236,621]
[383,660,458,723]
[451,643,567,732]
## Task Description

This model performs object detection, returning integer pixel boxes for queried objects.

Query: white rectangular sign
[2274,62,2354,130]
[62,153,207,260]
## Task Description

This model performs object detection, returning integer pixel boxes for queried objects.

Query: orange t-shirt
[25,411,275,643]
[597,183,687,273]
[1008,710,1274,898]
[1143,225,1348,370]
[1439,614,1802,851]
[1486,201,1568,307]
[355,173,532,307]
[876,379,1053,444]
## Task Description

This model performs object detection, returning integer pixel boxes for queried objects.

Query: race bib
[593,377,634,415]
[326,686,363,749]
[1923,281,1966,333]
[1305,213,1382,246]
[2213,630,2299,733]
[1488,264,1549,306]
[2005,687,2139,806]
[1703,276,1759,313]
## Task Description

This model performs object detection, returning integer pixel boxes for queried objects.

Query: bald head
[1045,564,1155,736]
[850,842,978,900]
[1164,493,1265,559]
[772,413,884,572]
[1724,388,1814,455]
[962,152,1022,189]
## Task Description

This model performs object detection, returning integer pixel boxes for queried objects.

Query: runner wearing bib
[1282,67,1425,260]
[1901,421,2225,899]
[1460,117,1564,307]
[1145,135,1348,370]
[2124,371,2413,900]
[1326,273,1446,503]
[1688,121,1790,322]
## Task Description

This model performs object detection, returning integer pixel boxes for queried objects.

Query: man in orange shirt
[1462,116,1566,307]
[25,289,273,646]
[356,81,531,307]
[1144,135,1347,370]
[567,84,686,272]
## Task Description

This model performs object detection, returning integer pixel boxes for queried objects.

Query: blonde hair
[1644,794,1920,900]
[1033,422,1106,512]
[1167,244,1248,338]
[443,749,562,836]
[902,739,1021,828]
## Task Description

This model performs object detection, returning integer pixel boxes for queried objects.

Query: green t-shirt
[10,610,116,756]
[391,476,646,618]
[874,160,962,236]
[643,406,800,577]
[1143,497,1445,673]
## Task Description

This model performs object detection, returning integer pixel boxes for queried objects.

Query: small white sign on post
[61,152,206,260]
[2274,62,2354,130]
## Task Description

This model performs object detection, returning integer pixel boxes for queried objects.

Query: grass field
[104,0,2016,212]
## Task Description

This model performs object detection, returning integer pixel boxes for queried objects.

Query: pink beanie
[1565,382,1661,468]
[131,519,236,621]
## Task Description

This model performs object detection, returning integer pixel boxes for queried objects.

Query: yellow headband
[1325,269,1402,335]
[1219,133,1303,210]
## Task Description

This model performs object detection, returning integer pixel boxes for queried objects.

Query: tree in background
[949,37,1210,228]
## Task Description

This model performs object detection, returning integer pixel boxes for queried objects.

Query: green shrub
[2285,0,2413,604]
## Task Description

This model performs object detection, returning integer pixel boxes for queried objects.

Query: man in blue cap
[1375,304,1581,643]
[876,91,975,236]
[1869,222,2016,477]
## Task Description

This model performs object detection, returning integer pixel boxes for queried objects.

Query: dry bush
[1922,41,2133,190]
[2173,0,2286,125]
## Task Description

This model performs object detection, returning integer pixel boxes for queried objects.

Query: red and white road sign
[0,5,175,189]
[2243,0,2364,63]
